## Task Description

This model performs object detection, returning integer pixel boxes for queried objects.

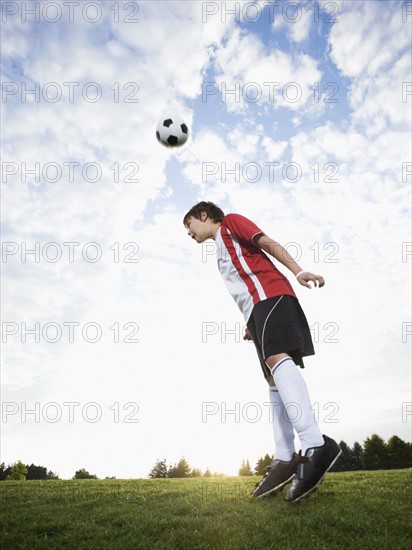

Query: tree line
[237,434,411,476]
[1,434,410,480]
[150,434,411,478]
[0,463,100,481]
[0,462,59,481]
[148,457,224,479]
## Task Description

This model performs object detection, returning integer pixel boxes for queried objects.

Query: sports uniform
[215,213,314,377]
[184,203,342,501]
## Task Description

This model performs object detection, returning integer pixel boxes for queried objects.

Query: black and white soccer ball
[156,116,189,148]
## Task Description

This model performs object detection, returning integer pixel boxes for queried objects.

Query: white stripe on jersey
[229,229,267,301]
[215,227,268,321]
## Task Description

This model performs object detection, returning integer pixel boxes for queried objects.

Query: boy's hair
[183,201,225,227]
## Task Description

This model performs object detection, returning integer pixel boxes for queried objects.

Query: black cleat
[253,453,303,499]
[285,435,342,502]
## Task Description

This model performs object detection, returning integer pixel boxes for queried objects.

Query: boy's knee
[266,374,275,387]
[265,352,290,370]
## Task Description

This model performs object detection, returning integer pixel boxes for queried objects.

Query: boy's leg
[253,382,302,498]
[267,353,341,502]
[247,331,297,458]
[266,377,296,461]
[247,328,301,498]
[266,353,323,454]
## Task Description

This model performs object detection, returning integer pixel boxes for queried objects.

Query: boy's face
[185,215,214,243]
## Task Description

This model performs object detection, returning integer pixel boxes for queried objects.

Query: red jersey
[214,213,296,321]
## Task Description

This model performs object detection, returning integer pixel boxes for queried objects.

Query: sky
[1,0,411,479]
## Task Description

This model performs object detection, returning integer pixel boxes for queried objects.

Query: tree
[168,457,191,478]
[351,441,363,470]
[386,435,412,469]
[203,468,212,477]
[149,459,168,479]
[7,460,28,480]
[254,454,273,476]
[330,440,352,472]
[238,459,253,476]
[46,470,60,480]
[362,434,389,470]
[0,463,12,481]
[190,468,202,477]
[26,464,48,480]
[72,468,97,479]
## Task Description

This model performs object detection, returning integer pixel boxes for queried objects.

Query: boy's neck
[210,221,222,240]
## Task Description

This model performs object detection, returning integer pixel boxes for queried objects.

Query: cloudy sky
[1,0,411,479]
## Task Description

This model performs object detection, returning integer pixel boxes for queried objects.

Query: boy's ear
[200,211,208,221]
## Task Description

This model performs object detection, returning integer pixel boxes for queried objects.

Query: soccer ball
[156,116,189,148]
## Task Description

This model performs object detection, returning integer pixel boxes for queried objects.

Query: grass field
[1,470,411,549]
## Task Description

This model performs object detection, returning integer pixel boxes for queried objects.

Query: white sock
[268,386,296,461]
[271,357,324,454]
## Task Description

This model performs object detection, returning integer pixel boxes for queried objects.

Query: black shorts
[246,295,315,378]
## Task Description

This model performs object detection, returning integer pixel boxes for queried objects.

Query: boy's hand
[243,327,253,341]
[297,272,325,289]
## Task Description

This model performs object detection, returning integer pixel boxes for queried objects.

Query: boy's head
[183,201,225,243]
[183,201,225,226]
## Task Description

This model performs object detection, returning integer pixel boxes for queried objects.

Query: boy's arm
[255,235,325,289]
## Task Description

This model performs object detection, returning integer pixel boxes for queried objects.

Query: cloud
[1,2,234,405]
[213,26,322,112]
[328,1,409,78]
[111,1,234,100]
[327,1,411,136]
[272,3,313,43]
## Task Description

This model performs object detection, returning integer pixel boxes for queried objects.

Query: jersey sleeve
[223,213,265,245]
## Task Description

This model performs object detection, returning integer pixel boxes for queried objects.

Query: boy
[183,201,341,502]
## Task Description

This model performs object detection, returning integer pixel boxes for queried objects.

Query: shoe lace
[255,454,310,489]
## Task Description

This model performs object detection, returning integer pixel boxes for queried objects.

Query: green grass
[1,470,411,549]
